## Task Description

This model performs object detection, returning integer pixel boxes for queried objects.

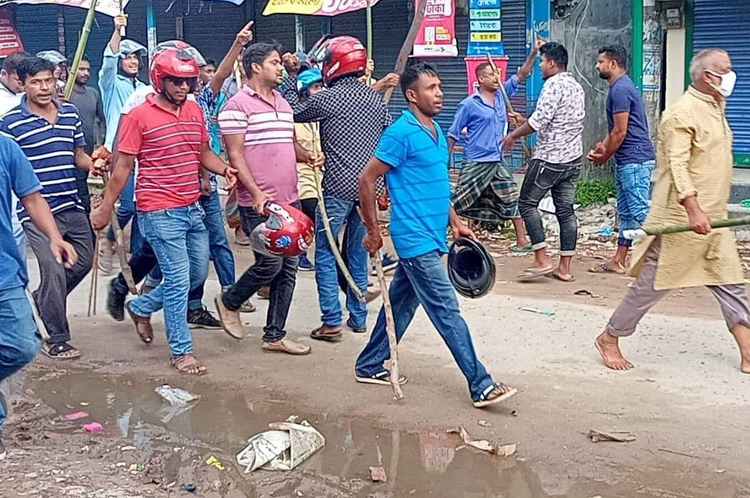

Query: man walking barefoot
[355,63,517,408]
[596,49,750,373]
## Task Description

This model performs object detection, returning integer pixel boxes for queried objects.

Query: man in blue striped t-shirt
[0,57,97,360]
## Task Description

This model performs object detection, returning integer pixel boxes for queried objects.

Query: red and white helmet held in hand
[249,202,314,258]
[149,47,200,94]
[311,35,367,83]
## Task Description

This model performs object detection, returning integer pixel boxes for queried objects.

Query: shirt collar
[688,85,721,105]
[19,94,63,117]
[402,109,440,141]
[242,84,282,104]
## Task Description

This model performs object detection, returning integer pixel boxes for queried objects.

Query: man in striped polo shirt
[214,42,319,356]
[0,57,98,360]
[91,48,237,376]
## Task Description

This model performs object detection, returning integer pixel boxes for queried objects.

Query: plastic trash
[65,411,89,421]
[83,422,103,433]
[236,416,325,473]
[155,385,201,423]
[205,455,225,471]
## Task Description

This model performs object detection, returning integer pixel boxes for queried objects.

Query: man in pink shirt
[215,42,322,355]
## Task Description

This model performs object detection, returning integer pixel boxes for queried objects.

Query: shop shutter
[693,0,750,159]
[181,2,248,64]
[254,0,296,54]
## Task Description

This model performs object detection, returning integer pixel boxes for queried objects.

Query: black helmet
[447,237,496,299]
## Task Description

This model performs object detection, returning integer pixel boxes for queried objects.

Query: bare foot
[595,331,634,370]
[729,325,750,374]
[741,358,750,374]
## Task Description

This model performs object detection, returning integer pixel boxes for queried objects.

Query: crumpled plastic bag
[155,385,201,423]
[236,416,325,472]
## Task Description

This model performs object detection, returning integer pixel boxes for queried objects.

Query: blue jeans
[0,286,40,437]
[315,196,368,328]
[355,251,495,402]
[107,171,135,243]
[129,204,209,357]
[189,190,235,311]
[615,160,654,247]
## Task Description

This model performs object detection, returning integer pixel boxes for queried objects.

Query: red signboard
[414,0,458,58]
[465,56,508,94]
[0,8,23,58]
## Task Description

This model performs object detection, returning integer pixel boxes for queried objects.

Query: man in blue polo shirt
[355,63,517,409]
[448,40,542,252]
[588,44,656,274]
[0,135,78,460]
[0,57,97,361]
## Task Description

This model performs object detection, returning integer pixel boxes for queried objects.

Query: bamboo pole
[624,216,750,241]
[64,0,99,100]
[366,0,373,61]
[486,54,531,158]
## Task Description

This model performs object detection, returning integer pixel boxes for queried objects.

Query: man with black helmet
[281,35,391,341]
[355,62,517,409]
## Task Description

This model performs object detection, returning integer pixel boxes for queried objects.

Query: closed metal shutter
[254,0,296,54]
[182,3,248,64]
[693,0,750,161]
[14,5,60,57]
[62,10,114,86]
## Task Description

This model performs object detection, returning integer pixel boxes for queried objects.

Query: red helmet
[149,47,200,94]
[154,40,207,67]
[249,202,314,258]
[316,36,367,83]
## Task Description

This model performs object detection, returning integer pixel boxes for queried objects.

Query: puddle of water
[12,368,741,498]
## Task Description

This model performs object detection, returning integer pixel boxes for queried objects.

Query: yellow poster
[263,0,382,16]
[469,32,502,42]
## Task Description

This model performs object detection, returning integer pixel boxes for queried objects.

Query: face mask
[707,70,737,98]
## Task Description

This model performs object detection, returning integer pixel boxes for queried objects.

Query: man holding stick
[595,49,750,373]
[448,40,543,252]
[355,63,517,408]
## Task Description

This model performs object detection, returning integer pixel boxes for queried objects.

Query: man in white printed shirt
[502,42,585,283]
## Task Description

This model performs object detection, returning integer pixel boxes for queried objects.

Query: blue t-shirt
[0,135,42,291]
[607,75,655,165]
[447,75,520,162]
[376,110,451,259]
[0,97,86,222]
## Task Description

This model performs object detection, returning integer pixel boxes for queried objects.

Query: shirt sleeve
[98,44,120,95]
[374,126,406,169]
[448,102,470,140]
[116,113,144,156]
[218,99,248,136]
[283,83,331,123]
[528,81,561,132]
[609,84,632,114]
[504,75,521,99]
[5,139,41,199]
[662,113,698,201]
[73,110,86,148]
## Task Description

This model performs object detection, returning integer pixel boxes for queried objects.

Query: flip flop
[356,372,409,386]
[310,326,343,342]
[516,266,554,282]
[588,262,625,275]
[473,383,518,408]
[547,270,576,282]
[510,244,533,254]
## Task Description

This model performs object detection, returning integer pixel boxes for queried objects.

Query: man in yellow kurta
[595,49,750,374]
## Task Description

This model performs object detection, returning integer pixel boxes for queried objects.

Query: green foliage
[575,179,616,208]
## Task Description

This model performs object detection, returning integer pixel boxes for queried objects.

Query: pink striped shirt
[219,85,299,207]
[118,94,208,212]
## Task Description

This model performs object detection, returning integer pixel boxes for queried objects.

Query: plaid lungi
[452,160,520,222]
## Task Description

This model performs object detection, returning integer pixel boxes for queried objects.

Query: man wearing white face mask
[595,48,750,375]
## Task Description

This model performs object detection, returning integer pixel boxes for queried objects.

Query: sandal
[547,270,576,282]
[588,262,625,275]
[473,383,518,408]
[510,244,533,254]
[310,326,343,342]
[42,341,81,360]
[126,302,153,344]
[516,266,554,282]
[356,371,409,386]
[170,354,207,376]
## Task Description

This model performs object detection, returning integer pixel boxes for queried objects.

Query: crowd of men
[1,14,748,461]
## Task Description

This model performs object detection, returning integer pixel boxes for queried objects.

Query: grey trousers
[607,238,750,336]
[24,209,94,343]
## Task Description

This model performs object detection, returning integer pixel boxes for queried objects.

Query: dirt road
[2,247,750,498]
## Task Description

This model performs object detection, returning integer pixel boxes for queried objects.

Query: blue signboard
[470,20,502,31]
[468,0,504,56]
[469,0,501,8]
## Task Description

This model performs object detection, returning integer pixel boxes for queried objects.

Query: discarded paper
[236,416,325,472]
[447,427,517,457]
[155,385,201,423]
[205,455,225,471]
[586,429,636,443]
[369,466,387,483]
[519,307,555,317]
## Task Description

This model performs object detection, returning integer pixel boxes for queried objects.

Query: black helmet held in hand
[447,237,496,299]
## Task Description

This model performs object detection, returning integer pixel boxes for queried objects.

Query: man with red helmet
[91,48,238,376]
[281,35,392,341]
[214,42,321,356]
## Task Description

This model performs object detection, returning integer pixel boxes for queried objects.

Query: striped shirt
[117,94,208,212]
[219,85,298,207]
[0,96,85,222]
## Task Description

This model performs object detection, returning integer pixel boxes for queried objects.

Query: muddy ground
[2,235,750,498]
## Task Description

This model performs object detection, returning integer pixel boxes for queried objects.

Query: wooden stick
[383,0,428,104]
[88,230,101,317]
[373,256,404,400]
[486,54,531,158]
[100,171,137,293]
